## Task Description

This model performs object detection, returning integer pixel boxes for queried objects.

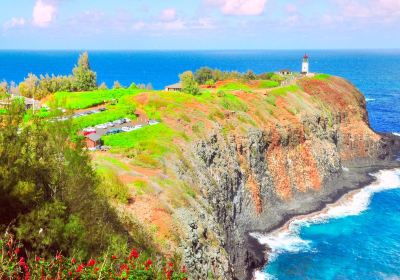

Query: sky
[0,0,399,50]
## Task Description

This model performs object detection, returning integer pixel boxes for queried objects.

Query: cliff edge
[94,75,400,279]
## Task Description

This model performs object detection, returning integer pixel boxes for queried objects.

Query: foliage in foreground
[0,234,187,280]
[0,101,128,259]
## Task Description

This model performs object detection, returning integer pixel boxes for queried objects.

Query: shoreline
[245,158,400,280]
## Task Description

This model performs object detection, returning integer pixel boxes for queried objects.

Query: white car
[121,126,134,132]
[113,119,123,125]
[133,125,143,130]
[148,120,159,125]
[95,124,107,129]
[83,127,96,133]
[105,122,114,127]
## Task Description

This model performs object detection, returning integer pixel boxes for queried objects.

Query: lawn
[218,82,251,91]
[269,85,300,96]
[313,74,331,80]
[55,88,146,110]
[258,80,279,89]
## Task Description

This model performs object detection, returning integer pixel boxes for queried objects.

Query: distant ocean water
[1,50,400,279]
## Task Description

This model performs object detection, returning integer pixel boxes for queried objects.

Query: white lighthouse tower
[301,53,309,75]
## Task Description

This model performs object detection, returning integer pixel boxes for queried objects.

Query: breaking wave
[252,168,400,280]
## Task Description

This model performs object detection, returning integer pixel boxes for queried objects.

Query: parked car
[95,124,108,129]
[113,119,123,125]
[100,146,110,151]
[123,118,131,123]
[105,128,122,135]
[134,125,143,130]
[148,120,159,125]
[99,108,106,112]
[121,126,134,132]
[105,122,114,127]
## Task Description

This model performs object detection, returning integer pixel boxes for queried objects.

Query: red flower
[111,255,117,260]
[129,248,139,259]
[94,267,99,273]
[87,259,96,267]
[35,256,41,262]
[76,264,85,273]
[68,271,72,276]
[182,265,187,273]
[144,259,153,270]
[168,262,174,267]
[166,270,172,280]
[55,254,63,261]
[15,248,21,255]
[18,257,25,266]
[71,258,77,264]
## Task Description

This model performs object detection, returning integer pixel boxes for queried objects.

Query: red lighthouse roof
[303,53,309,59]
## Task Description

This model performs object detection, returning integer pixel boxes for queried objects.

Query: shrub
[0,233,188,280]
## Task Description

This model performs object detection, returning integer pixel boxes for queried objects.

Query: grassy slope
[46,75,361,255]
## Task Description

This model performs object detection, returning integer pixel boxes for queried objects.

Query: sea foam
[252,168,400,280]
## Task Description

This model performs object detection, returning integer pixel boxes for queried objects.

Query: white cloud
[160,8,177,21]
[33,0,58,27]
[206,0,267,16]
[3,17,26,30]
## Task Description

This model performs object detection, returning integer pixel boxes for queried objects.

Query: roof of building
[304,53,309,59]
[279,69,292,72]
[165,82,182,89]
[87,133,102,142]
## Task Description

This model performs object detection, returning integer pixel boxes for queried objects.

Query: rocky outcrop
[170,76,400,279]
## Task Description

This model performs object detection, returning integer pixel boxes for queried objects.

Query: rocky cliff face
[170,77,400,279]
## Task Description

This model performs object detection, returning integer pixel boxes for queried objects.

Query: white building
[301,54,309,74]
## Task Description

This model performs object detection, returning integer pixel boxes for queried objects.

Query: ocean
[1,50,400,279]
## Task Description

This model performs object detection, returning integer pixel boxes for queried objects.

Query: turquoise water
[257,170,400,280]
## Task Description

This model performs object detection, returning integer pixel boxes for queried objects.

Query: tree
[99,82,108,90]
[179,71,200,95]
[244,70,257,81]
[72,52,97,91]
[194,67,213,85]
[0,102,127,258]
[113,81,122,89]
[19,73,39,98]
[0,81,8,98]
[146,83,153,90]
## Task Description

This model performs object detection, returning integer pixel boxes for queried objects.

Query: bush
[0,233,188,280]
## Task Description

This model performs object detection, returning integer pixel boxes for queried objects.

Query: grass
[132,180,151,195]
[102,124,176,168]
[55,88,146,110]
[258,80,279,89]
[220,94,248,112]
[219,82,251,91]
[270,85,300,96]
[314,74,331,80]
[96,167,130,203]
[265,95,277,106]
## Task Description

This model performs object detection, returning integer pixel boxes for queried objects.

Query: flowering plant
[0,234,187,280]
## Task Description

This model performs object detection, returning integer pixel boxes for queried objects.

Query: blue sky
[1,0,399,49]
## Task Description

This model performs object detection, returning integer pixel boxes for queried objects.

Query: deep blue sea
[1,50,400,279]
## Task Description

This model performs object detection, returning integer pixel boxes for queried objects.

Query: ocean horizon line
[0,48,400,52]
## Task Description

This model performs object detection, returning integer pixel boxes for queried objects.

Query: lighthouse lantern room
[301,54,309,75]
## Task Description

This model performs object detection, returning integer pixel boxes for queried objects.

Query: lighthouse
[301,53,309,75]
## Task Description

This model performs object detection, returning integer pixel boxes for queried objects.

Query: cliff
[93,75,400,280]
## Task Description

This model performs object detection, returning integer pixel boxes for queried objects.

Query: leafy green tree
[0,102,126,258]
[194,67,213,85]
[0,81,8,99]
[19,73,39,98]
[179,71,200,95]
[72,52,97,91]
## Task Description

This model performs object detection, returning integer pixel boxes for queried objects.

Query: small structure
[165,82,182,92]
[85,133,102,149]
[24,98,41,110]
[301,54,309,75]
[278,69,292,76]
